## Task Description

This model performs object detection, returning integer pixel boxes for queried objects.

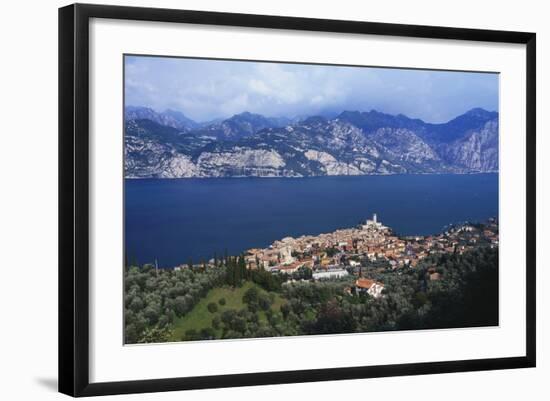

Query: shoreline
[164,216,498,271]
[125,171,499,180]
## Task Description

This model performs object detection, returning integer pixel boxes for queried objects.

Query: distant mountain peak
[463,107,498,119]
[465,107,492,114]
[367,109,384,115]
[125,105,198,130]
[125,105,156,115]
[164,108,188,118]
[229,111,267,121]
[338,110,360,116]
[235,111,255,117]
[303,115,328,125]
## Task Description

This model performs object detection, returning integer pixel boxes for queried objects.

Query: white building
[313,269,349,280]
[362,213,387,231]
[279,245,295,265]
[355,278,385,298]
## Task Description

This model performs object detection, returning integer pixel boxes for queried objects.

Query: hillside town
[242,214,499,298]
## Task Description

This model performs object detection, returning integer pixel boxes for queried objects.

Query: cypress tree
[233,257,239,286]
[239,255,247,280]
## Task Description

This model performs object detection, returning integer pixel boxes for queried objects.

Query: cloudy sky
[125,55,499,124]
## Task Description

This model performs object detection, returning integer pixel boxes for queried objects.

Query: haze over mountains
[124,106,498,178]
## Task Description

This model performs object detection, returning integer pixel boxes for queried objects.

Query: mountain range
[124,106,498,178]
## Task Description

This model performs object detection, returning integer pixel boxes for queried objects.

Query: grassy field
[170,281,286,341]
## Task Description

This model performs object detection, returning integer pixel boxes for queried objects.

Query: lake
[125,174,498,268]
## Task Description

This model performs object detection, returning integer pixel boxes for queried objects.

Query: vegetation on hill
[170,282,286,341]
[124,247,498,344]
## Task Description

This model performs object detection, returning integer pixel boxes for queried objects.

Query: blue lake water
[125,174,498,268]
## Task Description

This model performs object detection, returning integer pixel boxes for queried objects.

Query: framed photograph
[59,3,536,397]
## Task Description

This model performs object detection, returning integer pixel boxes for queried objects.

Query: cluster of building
[244,214,499,299]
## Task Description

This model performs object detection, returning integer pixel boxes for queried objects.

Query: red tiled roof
[356,278,375,289]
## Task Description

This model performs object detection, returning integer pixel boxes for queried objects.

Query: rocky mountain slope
[124,107,499,178]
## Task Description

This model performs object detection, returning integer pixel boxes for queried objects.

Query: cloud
[124,56,499,123]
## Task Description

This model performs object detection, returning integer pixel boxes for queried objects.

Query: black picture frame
[59,3,536,397]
